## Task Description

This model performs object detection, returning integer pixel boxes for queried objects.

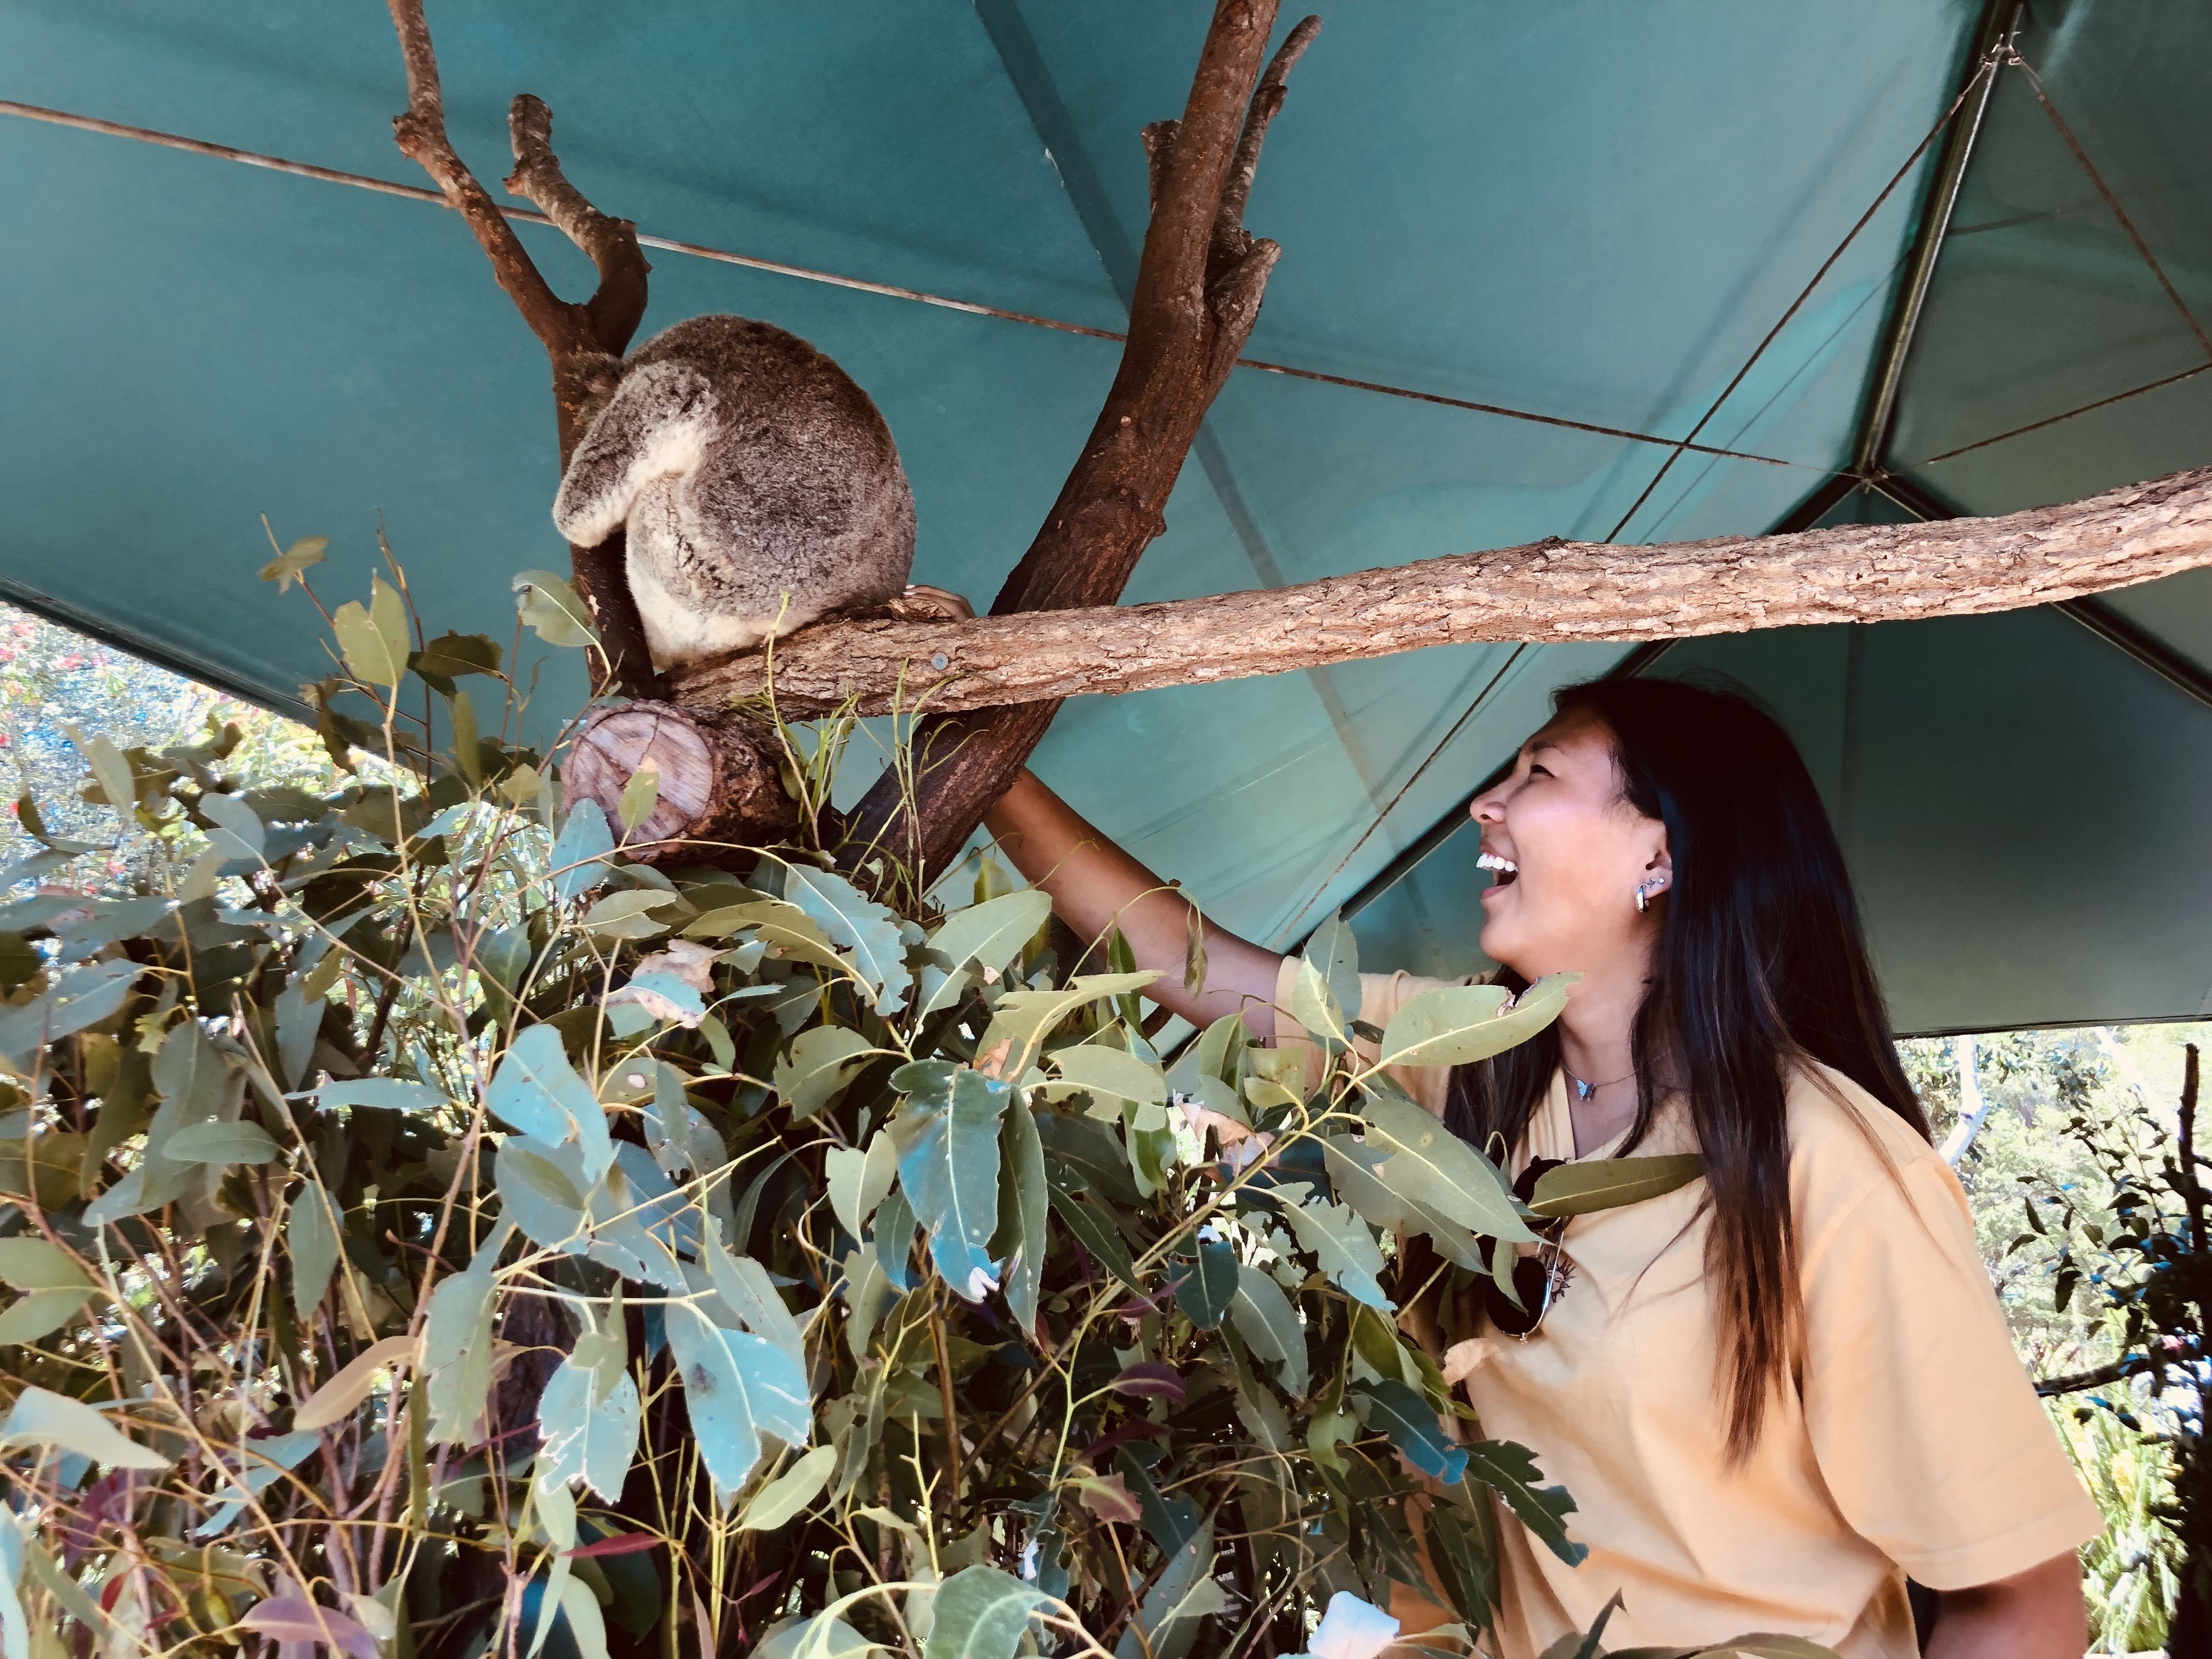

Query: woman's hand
[1926,1551,2085,1658]
[982,770,1284,1031]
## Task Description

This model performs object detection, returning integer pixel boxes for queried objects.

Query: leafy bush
[0,554,1737,1659]
[2016,1047,2212,1650]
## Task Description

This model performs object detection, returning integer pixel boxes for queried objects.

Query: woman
[983,676,2098,1658]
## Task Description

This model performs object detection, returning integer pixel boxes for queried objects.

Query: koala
[551,315,917,667]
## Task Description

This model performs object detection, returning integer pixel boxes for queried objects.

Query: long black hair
[1444,675,1926,1457]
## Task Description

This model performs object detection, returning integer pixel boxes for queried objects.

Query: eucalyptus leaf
[1527,1153,1705,1218]
[666,1305,811,1499]
[1172,1239,1238,1330]
[1376,974,1576,1069]
[775,1026,878,1121]
[286,1178,342,1321]
[738,1444,836,1531]
[537,1344,641,1504]
[332,575,410,687]
[1356,1378,1467,1482]
[1323,1136,1488,1270]
[514,569,600,648]
[0,1386,170,1469]
[704,1238,807,1372]
[164,1119,279,1165]
[412,630,503,679]
[826,1132,899,1240]
[1302,911,1361,1021]
[1046,1045,1166,1110]
[1113,1520,1224,1659]
[0,1288,94,1345]
[424,1226,507,1443]
[199,791,266,861]
[895,1068,1011,1300]
[1361,1096,1534,1244]
[1464,1438,1585,1567]
[0,1239,92,1293]
[1288,956,1348,1051]
[918,890,1051,1015]
[773,859,913,1017]
[489,1025,613,1182]
[0,961,142,1064]
[313,1078,447,1112]
[550,802,616,901]
[923,1565,1051,1659]
[755,1614,884,1659]
[496,1135,592,1255]
[259,533,328,590]
[1280,1195,1390,1310]
[999,1098,1047,1334]
[294,1334,419,1431]
[1044,1183,1142,1295]
[1229,1265,1307,1396]
[975,972,1158,1076]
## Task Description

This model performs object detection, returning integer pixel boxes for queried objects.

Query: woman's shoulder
[1784,1059,1964,1250]
[1785,1060,1936,1164]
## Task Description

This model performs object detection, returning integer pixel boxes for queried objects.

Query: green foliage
[1912,1024,2212,1648]
[0,555,1798,1659]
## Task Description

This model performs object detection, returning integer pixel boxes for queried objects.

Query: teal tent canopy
[1,0,2205,1034]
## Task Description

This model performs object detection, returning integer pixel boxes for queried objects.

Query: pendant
[1572,1077,1594,1100]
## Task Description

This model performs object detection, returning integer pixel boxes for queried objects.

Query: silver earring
[1634,878,1663,913]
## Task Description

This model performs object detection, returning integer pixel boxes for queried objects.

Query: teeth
[1477,852,1518,874]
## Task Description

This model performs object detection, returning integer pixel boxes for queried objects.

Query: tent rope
[2006,49,2212,362]
[1908,49,2212,470]
[0,95,1801,471]
[1921,359,2212,467]
[1601,40,2007,543]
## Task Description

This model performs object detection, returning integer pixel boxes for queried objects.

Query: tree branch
[385,0,588,361]
[503,94,650,363]
[2038,1338,2204,1397]
[384,0,660,696]
[840,4,1321,887]
[675,466,2212,716]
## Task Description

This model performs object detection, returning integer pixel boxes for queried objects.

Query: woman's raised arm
[983,769,1284,1031]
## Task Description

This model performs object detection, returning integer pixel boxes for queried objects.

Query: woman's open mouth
[1477,850,1519,889]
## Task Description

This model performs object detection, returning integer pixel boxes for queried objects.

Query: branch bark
[384,0,661,696]
[670,465,2212,716]
[838,3,1320,890]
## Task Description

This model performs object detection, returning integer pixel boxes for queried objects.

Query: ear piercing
[1634,876,1667,913]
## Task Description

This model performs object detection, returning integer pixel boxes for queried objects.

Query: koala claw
[886,584,975,623]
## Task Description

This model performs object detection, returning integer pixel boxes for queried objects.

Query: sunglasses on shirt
[1483,1156,1572,1339]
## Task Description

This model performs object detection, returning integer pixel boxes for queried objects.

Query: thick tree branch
[676,466,2212,716]
[385,0,659,696]
[842,4,1320,886]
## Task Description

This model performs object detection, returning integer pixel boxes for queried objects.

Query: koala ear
[563,352,628,409]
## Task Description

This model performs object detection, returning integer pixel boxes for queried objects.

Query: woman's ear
[1642,834,1674,900]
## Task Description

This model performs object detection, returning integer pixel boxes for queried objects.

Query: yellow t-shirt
[1271,961,2101,1659]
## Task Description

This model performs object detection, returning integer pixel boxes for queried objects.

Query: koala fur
[551,315,916,667]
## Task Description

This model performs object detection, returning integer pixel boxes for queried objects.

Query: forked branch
[384,0,658,693]
[385,0,588,362]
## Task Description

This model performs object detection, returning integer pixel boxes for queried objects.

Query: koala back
[618,316,916,652]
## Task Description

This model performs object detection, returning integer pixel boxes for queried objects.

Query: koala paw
[884,584,975,623]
